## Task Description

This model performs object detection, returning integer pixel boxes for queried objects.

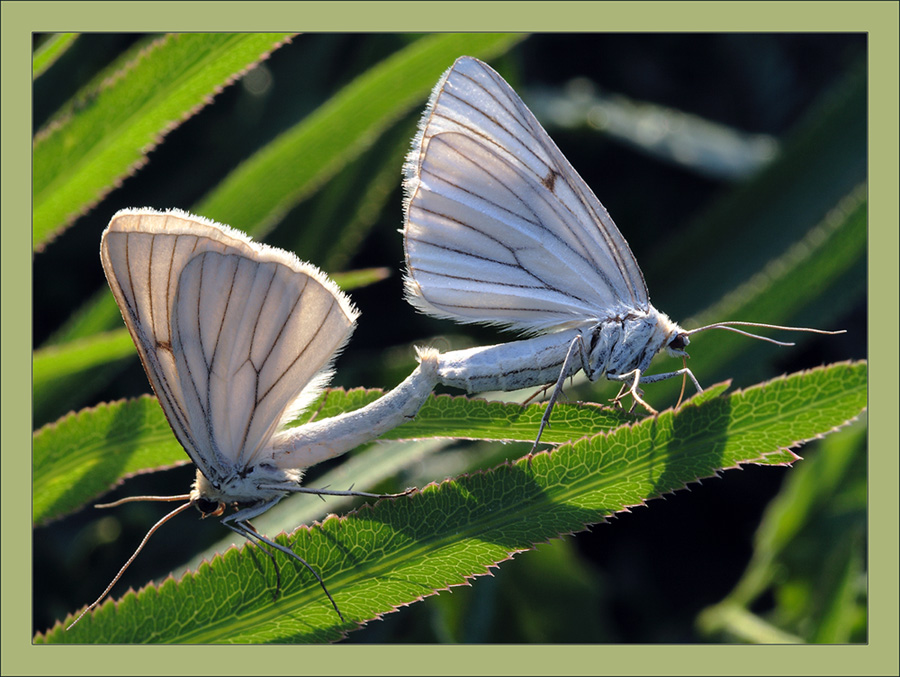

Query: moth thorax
[191,464,305,506]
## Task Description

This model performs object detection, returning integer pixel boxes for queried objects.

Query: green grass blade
[32,33,79,79]
[698,415,867,643]
[33,396,190,527]
[193,33,525,236]
[646,58,866,318]
[33,33,294,249]
[33,329,136,427]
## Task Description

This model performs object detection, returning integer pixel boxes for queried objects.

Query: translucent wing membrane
[402,56,845,440]
[173,251,354,470]
[100,208,358,479]
[69,208,436,630]
[403,56,648,334]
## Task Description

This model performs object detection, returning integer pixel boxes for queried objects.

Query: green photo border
[5,2,896,674]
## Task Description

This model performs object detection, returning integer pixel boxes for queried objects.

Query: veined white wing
[100,208,358,481]
[401,57,844,442]
[79,207,438,628]
[403,56,648,334]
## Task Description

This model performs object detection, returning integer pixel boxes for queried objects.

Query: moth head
[189,469,226,516]
[654,311,690,358]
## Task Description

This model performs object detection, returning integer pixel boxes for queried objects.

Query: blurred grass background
[32,33,866,642]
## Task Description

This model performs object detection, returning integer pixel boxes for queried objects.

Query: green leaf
[381,391,640,443]
[33,383,629,526]
[330,267,392,292]
[36,362,866,643]
[647,58,866,318]
[32,33,80,79]
[697,413,868,643]
[33,329,136,428]
[34,396,189,527]
[33,33,294,249]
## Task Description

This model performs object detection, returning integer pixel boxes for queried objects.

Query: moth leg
[237,519,283,601]
[531,333,587,453]
[608,369,657,415]
[271,485,416,500]
[610,380,630,409]
[610,366,704,414]
[639,366,703,392]
[222,508,345,623]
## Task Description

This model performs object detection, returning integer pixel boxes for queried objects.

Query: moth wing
[403,56,648,334]
[100,209,357,478]
[172,250,357,470]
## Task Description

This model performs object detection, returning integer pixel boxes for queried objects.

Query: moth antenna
[66,500,193,630]
[686,321,845,346]
[95,493,192,509]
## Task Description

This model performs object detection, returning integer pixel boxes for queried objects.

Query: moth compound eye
[668,333,690,353]
[195,498,223,517]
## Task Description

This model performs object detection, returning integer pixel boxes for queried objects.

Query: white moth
[70,208,438,629]
[402,56,842,445]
